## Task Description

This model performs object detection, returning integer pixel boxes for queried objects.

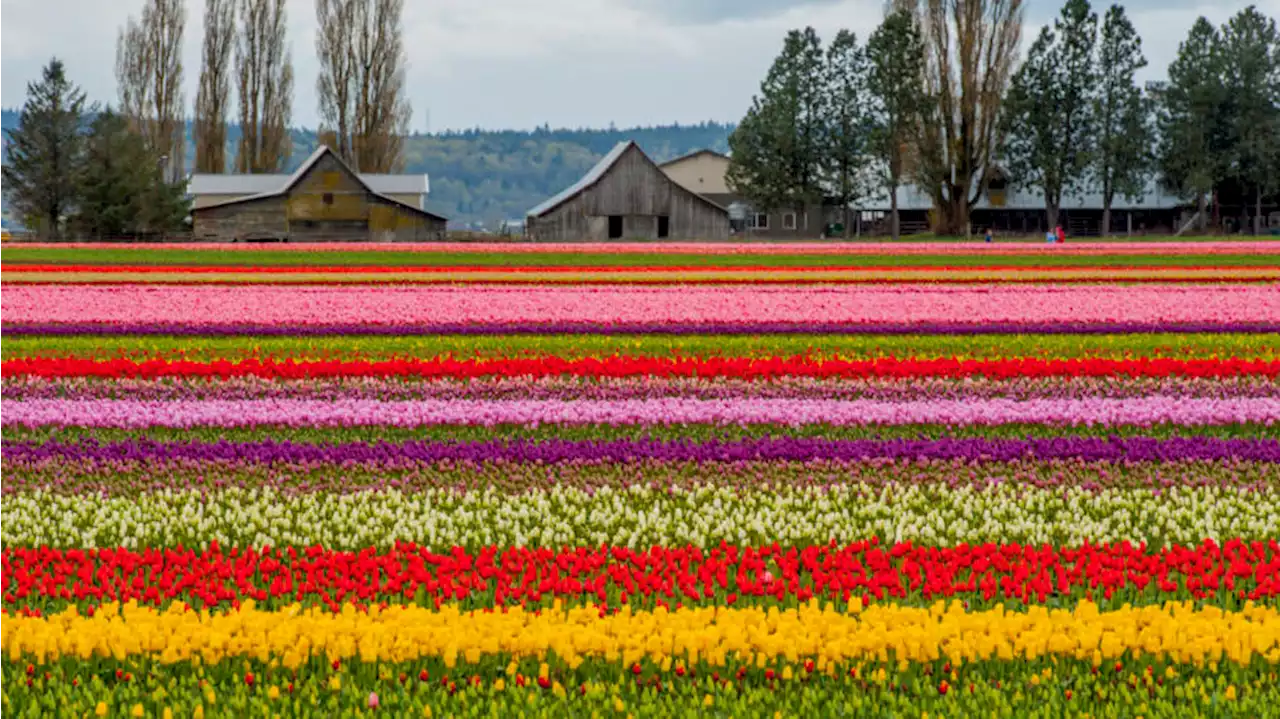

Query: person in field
[1056,225,1066,243]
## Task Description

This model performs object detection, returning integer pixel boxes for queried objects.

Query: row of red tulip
[5,539,1276,613]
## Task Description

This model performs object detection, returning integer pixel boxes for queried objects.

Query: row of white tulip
[5,483,1276,550]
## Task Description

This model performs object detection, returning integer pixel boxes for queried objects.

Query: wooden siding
[529,145,728,241]
[192,196,289,240]
[190,151,445,242]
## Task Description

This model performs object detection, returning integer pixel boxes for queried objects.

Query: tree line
[728,0,1280,237]
[2,0,413,238]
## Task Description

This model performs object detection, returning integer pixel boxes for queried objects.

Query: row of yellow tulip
[6,599,1278,669]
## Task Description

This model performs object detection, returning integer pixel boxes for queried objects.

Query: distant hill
[1,109,733,228]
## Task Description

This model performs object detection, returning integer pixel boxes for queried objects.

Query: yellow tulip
[95,703,108,718]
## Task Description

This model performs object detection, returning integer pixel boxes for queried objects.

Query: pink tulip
[6,284,1277,326]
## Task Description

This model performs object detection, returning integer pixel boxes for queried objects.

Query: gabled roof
[658,148,730,167]
[190,173,426,196]
[527,141,633,218]
[191,145,445,221]
[527,141,729,218]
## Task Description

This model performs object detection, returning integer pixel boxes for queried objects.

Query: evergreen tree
[75,109,152,237]
[1157,17,1227,231]
[1218,6,1280,234]
[867,10,926,241]
[76,109,190,237]
[823,30,873,237]
[727,28,827,225]
[1093,4,1153,235]
[1002,0,1098,230]
[1,58,87,238]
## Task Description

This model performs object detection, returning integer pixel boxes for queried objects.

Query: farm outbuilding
[190,145,447,242]
[525,141,729,241]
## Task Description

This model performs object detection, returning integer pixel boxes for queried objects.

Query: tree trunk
[844,204,852,239]
[1196,193,1207,232]
[933,190,968,237]
[890,184,900,242]
[1101,193,1112,238]
[1045,191,1059,235]
[1256,185,1263,236]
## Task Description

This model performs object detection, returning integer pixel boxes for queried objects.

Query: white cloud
[2,0,1271,130]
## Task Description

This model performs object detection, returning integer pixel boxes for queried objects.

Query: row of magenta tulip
[7,355,1278,380]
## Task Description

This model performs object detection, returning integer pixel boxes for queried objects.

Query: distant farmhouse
[861,169,1185,237]
[660,149,844,238]
[525,141,729,241]
[189,145,447,242]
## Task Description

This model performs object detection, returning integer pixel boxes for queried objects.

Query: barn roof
[189,160,428,198]
[527,141,634,218]
[191,145,446,221]
[527,141,729,218]
[658,148,730,167]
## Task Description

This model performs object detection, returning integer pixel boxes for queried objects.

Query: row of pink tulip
[6,284,1277,326]
[10,241,1280,254]
[6,397,1277,428]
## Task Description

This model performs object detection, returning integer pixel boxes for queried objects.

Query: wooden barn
[526,141,729,241]
[190,145,447,242]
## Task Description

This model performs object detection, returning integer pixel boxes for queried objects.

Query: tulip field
[3,239,1280,717]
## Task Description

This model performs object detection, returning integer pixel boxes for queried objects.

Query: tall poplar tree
[236,0,294,173]
[116,0,186,182]
[194,0,236,173]
[316,0,412,172]
[905,0,1023,236]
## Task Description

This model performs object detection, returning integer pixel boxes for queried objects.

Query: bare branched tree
[236,0,293,173]
[316,0,411,172]
[115,0,186,181]
[900,0,1023,235]
[316,0,358,162]
[194,0,236,173]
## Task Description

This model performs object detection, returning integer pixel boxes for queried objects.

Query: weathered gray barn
[526,141,729,241]
[190,145,447,242]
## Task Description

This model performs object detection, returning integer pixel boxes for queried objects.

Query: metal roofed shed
[526,141,729,241]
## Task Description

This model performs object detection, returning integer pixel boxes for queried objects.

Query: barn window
[748,213,769,230]
[322,193,334,205]
[608,215,623,239]
[782,212,797,230]
[657,216,670,239]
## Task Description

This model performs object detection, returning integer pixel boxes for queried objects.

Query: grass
[5,245,1280,268]
[4,333,1275,361]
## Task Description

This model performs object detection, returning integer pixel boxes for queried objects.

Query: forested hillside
[1,110,732,228]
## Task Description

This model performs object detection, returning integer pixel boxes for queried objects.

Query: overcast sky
[3,0,1276,131]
